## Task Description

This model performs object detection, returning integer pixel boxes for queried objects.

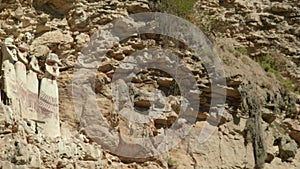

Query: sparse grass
[157,1,299,94]
[157,0,229,38]
[276,75,298,94]
[168,157,179,169]
[240,55,251,65]
[259,55,279,74]
[235,46,248,56]
[258,55,299,94]
[159,0,198,19]
[190,14,230,38]
[261,81,268,88]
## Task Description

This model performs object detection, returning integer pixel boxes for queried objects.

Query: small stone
[271,3,293,14]
[157,77,174,87]
[278,135,298,161]
[283,119,300,145]
[245,13,261,23]
[83,144,102,161]
[262,108,276,124]
[98,62,115,73]
[1,161,14,169]
[126,1,150,14]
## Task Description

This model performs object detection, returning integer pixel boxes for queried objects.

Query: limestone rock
[74,33,90,50]
[31,30,73,56]
[31,45,50,58]
[157,77,174,87]
[283,119,300,145]
[262,108,276,124]
[68,5,90,31]
[278,135,298,162]
[33,0,76,15]
[270,3,294,14]
[126,1,150,14]
[82,144,102,161]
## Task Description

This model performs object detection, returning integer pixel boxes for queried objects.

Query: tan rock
[31,30,73,56]
[31,45,50,59]
[82,143,102,161]
[0,161,14,169]
[283,119,300,145]
[28,146,42,168]
[278,135,298,162]
[271,3,294,13]
[98,62,115,73]
[33,0,75,15]
[80,95,119,152]
[157,77,174,87]
[33,30,73,45]
[187,121,255,168]
[75,33,90,50]
[245,13,261,24]
[126,1,150,14]
[68,6,90,31]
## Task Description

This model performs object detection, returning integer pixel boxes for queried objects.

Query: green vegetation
[276,75,297,94]
[260,81,269,89]
[167,157,179,169]
[196,16,230,36]
[259,55,279,74]
[240,55,251,65]
[258,55,299,94]
[235,46,248,56]
[158,0,197,19]
[156,0,228,37]
[156,1,298,94]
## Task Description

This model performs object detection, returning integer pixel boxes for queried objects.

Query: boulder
[283,119,300,145]
[270,3,294,14]
[33,0,76,16]
[278,135,298,162]
[126,1,150,14]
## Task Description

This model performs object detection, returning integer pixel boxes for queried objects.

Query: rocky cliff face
[193,0,300,92]
[0,0,299,169]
